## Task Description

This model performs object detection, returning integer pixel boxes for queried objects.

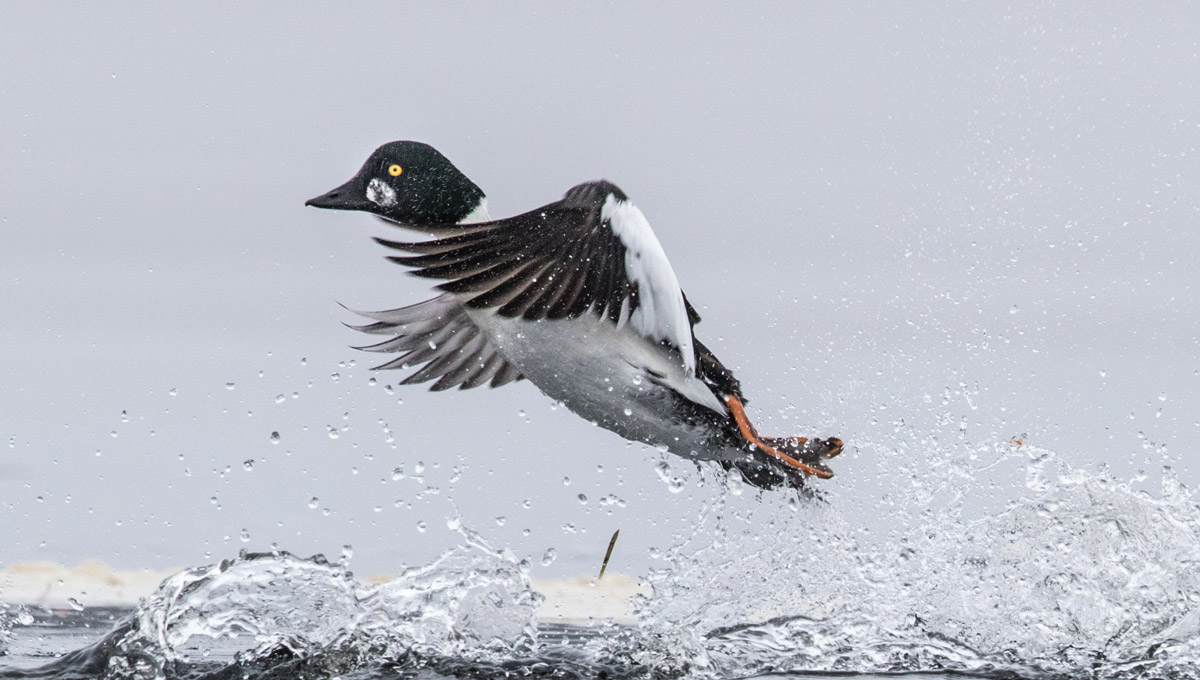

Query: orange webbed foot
[723,395,841,479]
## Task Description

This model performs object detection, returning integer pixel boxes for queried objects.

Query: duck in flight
[306,141,842,489]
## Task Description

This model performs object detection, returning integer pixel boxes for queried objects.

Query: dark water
[0,608,1032,680]
[3,446,1199,679]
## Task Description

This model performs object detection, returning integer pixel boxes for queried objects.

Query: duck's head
[306,141,485,226]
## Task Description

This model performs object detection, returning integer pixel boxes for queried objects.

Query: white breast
[465,308,731,459]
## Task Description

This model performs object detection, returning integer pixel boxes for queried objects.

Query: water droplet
[67,598,84,612]
[540,548,557,566]
[274,394,286,404]
[331,373,341,382]
[416,520,427,533]
[269,431,280,443]
[562,476,571,486]
[239,528,250,542]
[446,517,461,530]
[522,499,532,509]
[577,493,588,505]
[327,426,340,439]
[168,388,177,397]
[242,459,254,471]
[414,461,425,474]
[495,516,507,526]
[225,382,236,390]
[655,461,686,493]
[623,408,633,417]
[368,377,377,386]
[16,609,34,625]
[307,497,319,509]
[1009,305,1019,315]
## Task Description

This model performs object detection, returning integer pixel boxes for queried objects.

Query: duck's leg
[722,395,841,479]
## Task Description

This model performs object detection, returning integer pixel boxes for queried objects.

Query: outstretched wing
[371,181,698,374]
[349,293,524,390]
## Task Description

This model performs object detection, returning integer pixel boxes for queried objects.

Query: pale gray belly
[465,308,732,460]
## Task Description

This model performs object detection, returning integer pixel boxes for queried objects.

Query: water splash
[119,551,360,670]
[0,607,12,655]
[8,441,1200,679]
[36,534,540,679]
[623,442,1200,678]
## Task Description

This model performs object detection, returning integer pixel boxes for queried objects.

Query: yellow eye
[387,164,403,177]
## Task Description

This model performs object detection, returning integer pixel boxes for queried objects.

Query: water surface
[4,446,1197,679]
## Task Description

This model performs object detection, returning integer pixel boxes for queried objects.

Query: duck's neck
[459,197,491,224]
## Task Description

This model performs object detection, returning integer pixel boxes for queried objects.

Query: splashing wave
[627,444,1200,678]
[5,444,1200,679]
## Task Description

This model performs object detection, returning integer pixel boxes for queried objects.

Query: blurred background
[2,4,1197,582]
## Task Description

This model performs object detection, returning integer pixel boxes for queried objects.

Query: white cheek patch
[366,178,397,208]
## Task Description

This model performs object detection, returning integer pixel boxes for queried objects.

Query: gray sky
[2,4,1198,581]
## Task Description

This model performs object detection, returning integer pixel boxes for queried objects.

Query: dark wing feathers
[375,189,642,330]
[490,361,523,388]
[694,337,745,404]
[365,181,743,403]
[345,294,524,391]
[683,293,703,326]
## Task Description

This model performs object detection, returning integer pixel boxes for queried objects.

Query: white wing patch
[601,194,695,375]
